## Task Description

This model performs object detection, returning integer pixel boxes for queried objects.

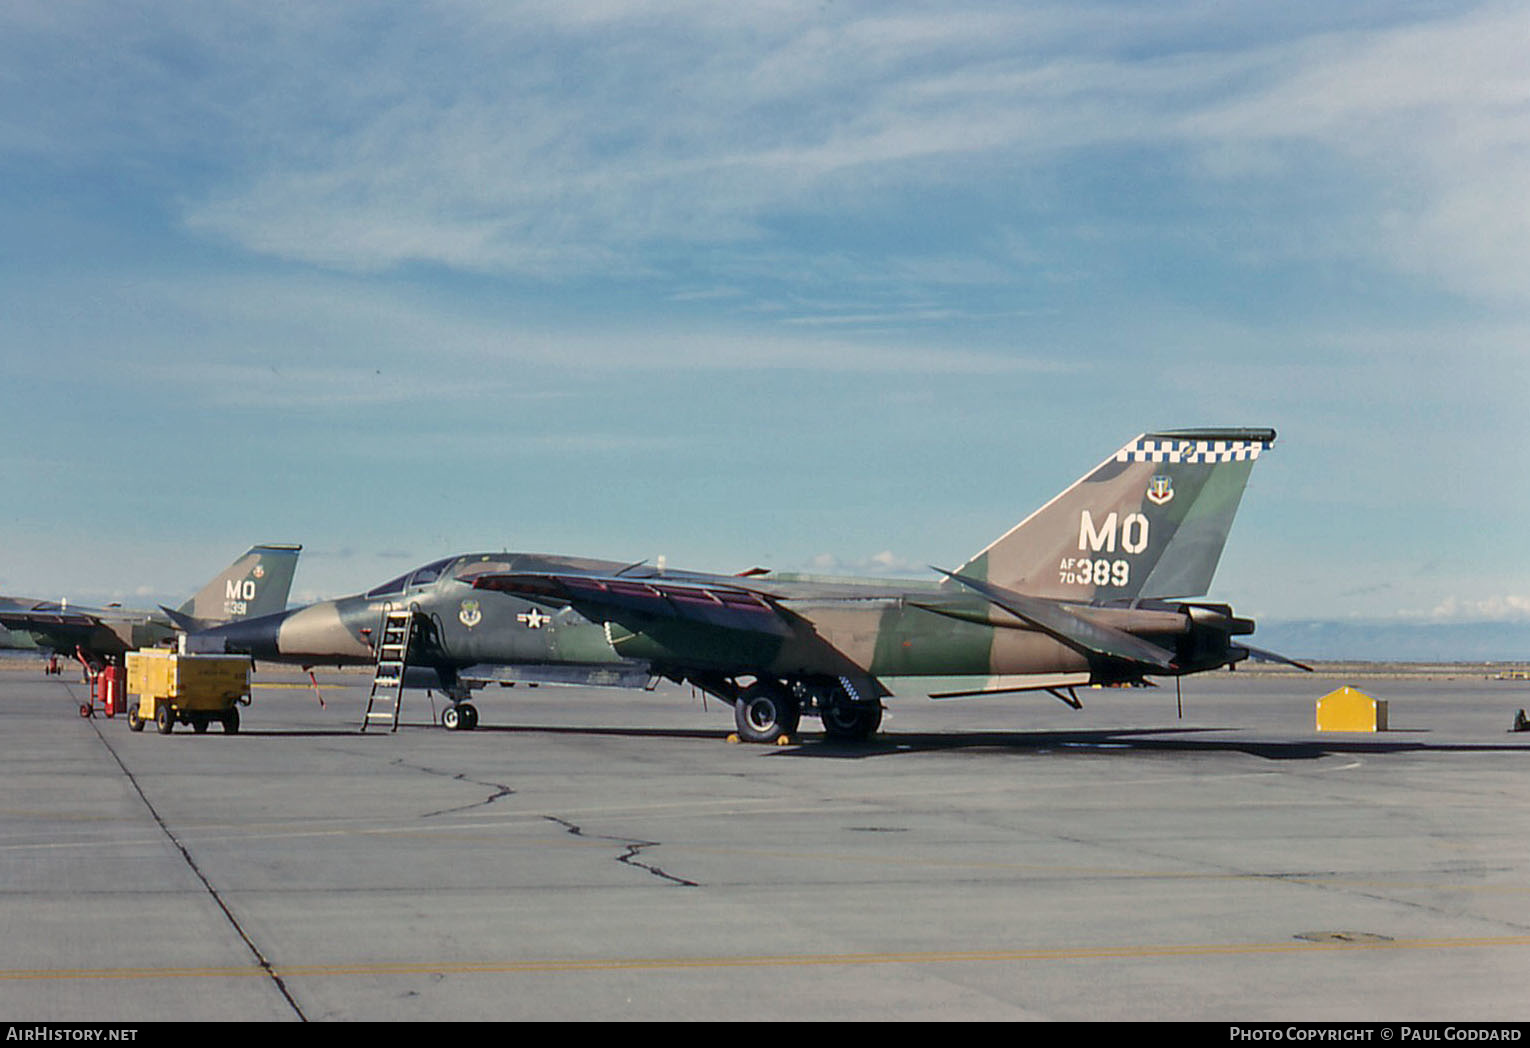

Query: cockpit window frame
[407,558,454,588]
[363,572,411,599]
[363,557,455,598]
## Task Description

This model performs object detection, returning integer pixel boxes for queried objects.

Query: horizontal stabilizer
[1240,645,1314,672]
[160,605,207,633]
[934,568,1177,671]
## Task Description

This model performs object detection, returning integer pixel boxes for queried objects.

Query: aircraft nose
[266,600,377,662]
[192,601,380,664]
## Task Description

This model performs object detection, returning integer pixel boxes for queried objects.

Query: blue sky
[2,1,1527,632]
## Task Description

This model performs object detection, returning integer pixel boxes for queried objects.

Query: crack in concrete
[386,758,515,818]
[81,693,307,1022]
[543,816,699,887]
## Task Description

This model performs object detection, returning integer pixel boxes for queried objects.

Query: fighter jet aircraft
[0,544,302,671]
[193,430,1302,742]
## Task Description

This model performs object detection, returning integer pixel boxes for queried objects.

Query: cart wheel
[155,703,174,735]
[222,708,240,734]
[128,706,144,733]
[79,703,92,719]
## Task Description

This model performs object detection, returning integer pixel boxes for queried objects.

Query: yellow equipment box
[1315,685,1389,732]
[125,650,251,735]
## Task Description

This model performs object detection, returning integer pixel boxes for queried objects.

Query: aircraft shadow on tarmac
[152,724,725,741]
[775,727,1530,761]
[369,722,1530,761]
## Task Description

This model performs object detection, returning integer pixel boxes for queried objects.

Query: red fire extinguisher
[99,665,123,718]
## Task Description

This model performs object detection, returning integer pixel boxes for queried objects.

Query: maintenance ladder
[362,608,421,732]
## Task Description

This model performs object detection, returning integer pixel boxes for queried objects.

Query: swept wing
[467,572,795,636]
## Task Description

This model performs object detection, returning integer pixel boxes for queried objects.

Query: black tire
[821,699,883,741]
[128,706,145,733]
[459,703,478,730]
[155,703,174,735]
[733,680,801,744]
[442,705,461,731]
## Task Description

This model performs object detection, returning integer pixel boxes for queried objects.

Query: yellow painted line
[5,935,1530,982]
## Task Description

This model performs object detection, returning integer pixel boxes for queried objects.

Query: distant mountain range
[1252,619,1530,663]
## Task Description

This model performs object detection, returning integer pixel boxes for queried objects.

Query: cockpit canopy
[363,557,455,599]
[359,552,635,600]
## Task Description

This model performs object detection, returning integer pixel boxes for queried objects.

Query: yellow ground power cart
[124,650,252,734]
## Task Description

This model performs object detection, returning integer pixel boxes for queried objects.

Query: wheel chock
[726,732,795,745]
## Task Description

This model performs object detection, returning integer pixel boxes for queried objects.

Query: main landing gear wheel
[820,698,883,742]
[442,703,479,731]
[733,681,801,744]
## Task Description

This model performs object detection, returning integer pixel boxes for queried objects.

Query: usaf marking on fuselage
[0,545,303,670]
[193,431,1304,742]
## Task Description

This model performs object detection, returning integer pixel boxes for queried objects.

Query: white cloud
[11,2,1526,305]
[1179,3,1530,301]
[1429,595,1530,623]
[805,550,924,577]
[9,271,1067,389]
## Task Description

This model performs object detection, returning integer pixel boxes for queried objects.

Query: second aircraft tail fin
[175,544,303,627]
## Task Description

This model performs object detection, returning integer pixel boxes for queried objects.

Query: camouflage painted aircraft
[0,544,302,670]
[193,430,1303,741]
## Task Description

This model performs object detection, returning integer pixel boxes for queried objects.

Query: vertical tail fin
[956,429,1274,602]
[175,544,302,625]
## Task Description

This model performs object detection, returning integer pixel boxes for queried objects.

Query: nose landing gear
[441,702,479,731]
